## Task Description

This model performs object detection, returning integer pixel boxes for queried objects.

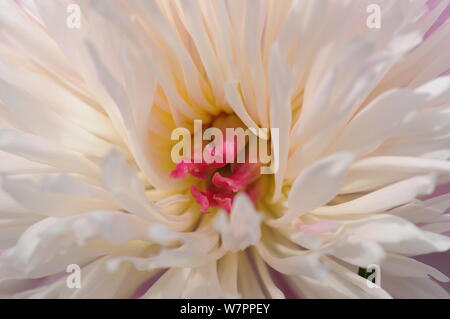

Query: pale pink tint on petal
[297,221,338,234]
[131,270,167,299]
[14,0,25,9]
[425,0,450,38]
[417,182,450,293]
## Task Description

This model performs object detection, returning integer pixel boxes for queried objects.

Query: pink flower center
[169,129,261,214]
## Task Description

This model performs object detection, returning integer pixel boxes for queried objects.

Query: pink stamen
[190,185,213,214]
[170,159,223,180]
[169,160,189,179]
[212,163,260,192]
[212,192,235,213]
[170,121,261,214]
[190,185,236,214]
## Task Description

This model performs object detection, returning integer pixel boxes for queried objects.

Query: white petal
[2,174,117,217]
[224,81,262,136]
[287,259,392,299]
[315,174,437,216]
[343,214,450,255]
[0,129,98,177]
[382,275,449,299]
[0,216,41,250]
[269,44,293,201]
[101,150,192,230]
[250,249,285,299]
[0,211,151,279]
[328,89,424,156]
[390,193,450,224]
[142,261,237,299]
[416,75,450,102]
[0,78,114,158]
[256,239,327,279]
[271,152,354,225]
[214,193,263,252]
[382,254,449,282]
[108,224,224,271]
[329,235,385,268]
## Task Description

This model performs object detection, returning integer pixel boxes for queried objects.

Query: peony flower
[0,0,450,298]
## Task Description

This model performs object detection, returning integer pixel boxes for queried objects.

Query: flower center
[169,115,262,214]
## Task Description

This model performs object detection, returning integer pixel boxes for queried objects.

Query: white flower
[0,0,450,299]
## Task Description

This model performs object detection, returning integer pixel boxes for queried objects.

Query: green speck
[358,267,376,283]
